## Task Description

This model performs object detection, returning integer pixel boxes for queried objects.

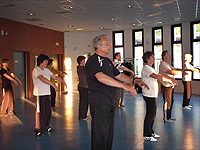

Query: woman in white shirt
[141,51,177,142]
[182,54,200,109]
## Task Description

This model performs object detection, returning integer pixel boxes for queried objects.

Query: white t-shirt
[141,65,158,97]
[183,62,193,81]
[32,66,53,96]
[159,61,174,87]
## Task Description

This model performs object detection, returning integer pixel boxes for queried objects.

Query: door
[14,52,27,99]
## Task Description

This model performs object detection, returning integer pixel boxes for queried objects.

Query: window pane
[193,23,200,40]
[134,46,143,77]
[135,31,142,45]
[114,47,124,61]
[115,33,123,46]
[154,29,162,43]
[193,42,200,79]
[154,45,162,72]
[173,43,182,78]
[174,26,181,42]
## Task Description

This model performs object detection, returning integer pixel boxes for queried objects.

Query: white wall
[64,22,200,95]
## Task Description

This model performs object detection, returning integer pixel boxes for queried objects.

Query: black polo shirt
[0,68,12,88]
[85,53,120,105]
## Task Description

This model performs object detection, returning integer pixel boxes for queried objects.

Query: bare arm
[3,73,18,86]
[51,74,67,88]
[38,75,58,92]
[95,72,137,96]
[11,73,22,86]
[190,66,200,72]
[119,66,135,77]
[150,73,178,85]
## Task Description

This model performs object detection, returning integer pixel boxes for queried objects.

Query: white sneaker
[188,105,192,108]
[144,136,157,142]
[152,133,160,138]
[164,118,174,123]
[182,106,191,110]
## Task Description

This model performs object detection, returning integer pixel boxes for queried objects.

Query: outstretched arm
[38,75,58,92]
[51,74,67,88]
[11,73,22,86]
[2,73,18,86]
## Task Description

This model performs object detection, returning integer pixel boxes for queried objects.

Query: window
[133,29,144,77]
[152,27,163,72]
[172,24,182,79]
[113,31,124,61]
[191,21,200,80]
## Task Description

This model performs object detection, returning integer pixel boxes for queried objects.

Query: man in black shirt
[86,35,148,150]
[0,59,22,117]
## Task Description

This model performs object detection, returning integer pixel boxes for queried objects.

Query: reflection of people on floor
[113,52,135,108]
[182,54,200,110]
[159,50,186,123]
[86,35,148,150]
[46,59,67,110]
[0,59,22,117]
[142,51,177,142]
[77,56,90,120]
[32,54,67,136]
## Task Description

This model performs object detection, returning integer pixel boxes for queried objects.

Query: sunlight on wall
[64,57,73,108]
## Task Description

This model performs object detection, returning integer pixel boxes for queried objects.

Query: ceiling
[0,0,199,32]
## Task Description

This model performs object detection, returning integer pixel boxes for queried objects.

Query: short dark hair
[2,59,9,63]
[113,52,120,59]
[162,50,168,60]
[47,59,54,65]
[142,51,154,63]
[77,56,86,64]
[37,54,49,66]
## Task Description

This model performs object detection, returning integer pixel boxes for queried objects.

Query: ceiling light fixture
[28,13,36,16]
[68,6,73,9]
[76,28,84,31]
[157,21,163,24]
[125,5,134,8]
[68,25,73,28]
[99,27,105,30]
[110,18,117,21]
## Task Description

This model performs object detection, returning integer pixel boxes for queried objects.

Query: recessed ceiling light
[68,6,73,9]
[68,25,73,28]
[132,24,136,26]
[27,13,36,16]
[174,18,181,21]
[157,21,163,24]
[125,5,134,8]
[110,18,117,21]
[99,27,105,30]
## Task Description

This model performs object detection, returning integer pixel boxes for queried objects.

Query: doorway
[14,51,27,99]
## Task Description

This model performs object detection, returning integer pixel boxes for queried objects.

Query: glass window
[113,31,124,61]
[191,21,200,80]
[172,24,182,79]
[153,27,163,72]
[133,29,143,77]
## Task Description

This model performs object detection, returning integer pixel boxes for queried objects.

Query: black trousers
[161,85,174,120]
[78,87,89,119]
[35,95,51,132]
[182,81,191,107]
[143,96,157,137]
[90,103,115,150]
[50,86,56,107]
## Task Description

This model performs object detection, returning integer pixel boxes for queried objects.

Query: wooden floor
[0,91,199,150]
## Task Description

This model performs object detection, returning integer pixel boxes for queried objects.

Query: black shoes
[46,127,55,132]
[34,127,55,136]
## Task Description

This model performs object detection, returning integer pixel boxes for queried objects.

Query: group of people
[0,34,199,150]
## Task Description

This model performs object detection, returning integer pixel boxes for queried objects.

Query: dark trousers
[115,87,124,106]
[161,85,174,120]
[143,96,157,137]
[50,86,56,107]
[78,87,89,119]
[0,87,14,113]
[90,103,115,150]
[35,95,51,132]
[182,81,191,107]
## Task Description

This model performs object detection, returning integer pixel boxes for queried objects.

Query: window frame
[132,29,144,78]
[171,24,182,79]
[152,26,163,71]
[191,20,200,81]
[112,30,125,61]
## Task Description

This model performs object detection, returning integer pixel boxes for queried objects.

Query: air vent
[25,18,43,21]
